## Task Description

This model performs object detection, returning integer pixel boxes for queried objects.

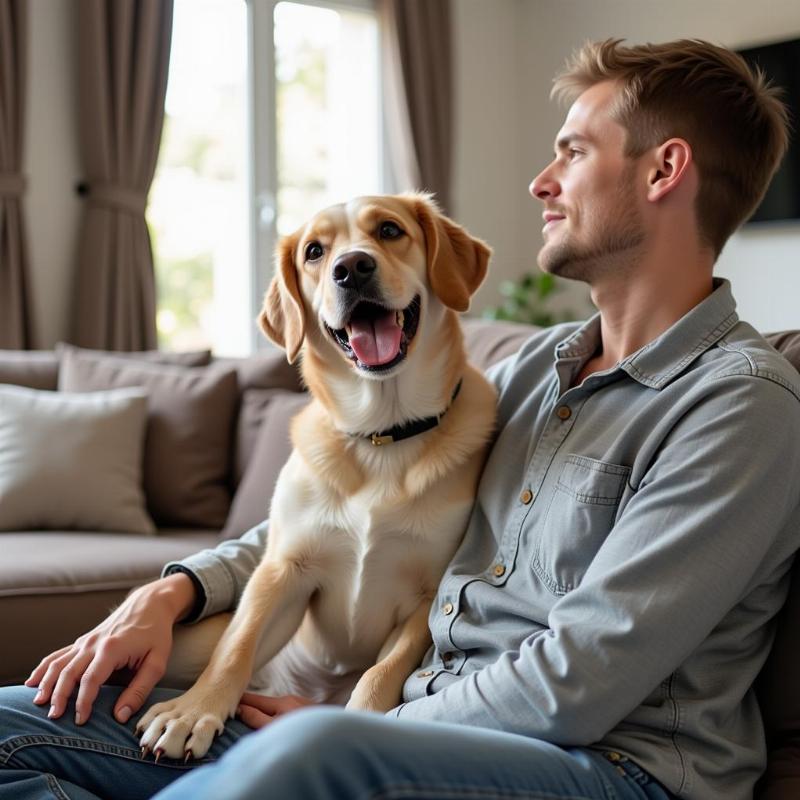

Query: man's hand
[236,692,315,729]
[25,572,197,727]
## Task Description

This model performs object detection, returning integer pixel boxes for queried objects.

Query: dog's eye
[305,242,324,262]
[378,221,404,240]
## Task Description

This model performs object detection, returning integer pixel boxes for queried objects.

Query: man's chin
[538,245,580,280]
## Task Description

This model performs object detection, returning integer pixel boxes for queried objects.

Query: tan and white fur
[137,193,497,760]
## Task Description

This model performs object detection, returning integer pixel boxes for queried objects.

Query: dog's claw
[184,750,193,763]
[154,748,163,764]
[140,745,149,760]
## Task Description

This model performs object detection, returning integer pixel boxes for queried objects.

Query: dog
[136,192,498,760]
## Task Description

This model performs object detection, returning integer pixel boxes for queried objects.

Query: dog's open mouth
[325,296,420,371]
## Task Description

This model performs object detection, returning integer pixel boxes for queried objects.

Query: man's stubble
[538,163,646,284]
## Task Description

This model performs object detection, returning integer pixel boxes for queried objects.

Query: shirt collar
[554,278,740,390]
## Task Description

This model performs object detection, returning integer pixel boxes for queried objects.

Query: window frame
[245,0,383,353]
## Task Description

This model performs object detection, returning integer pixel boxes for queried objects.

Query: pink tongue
[348,312,402,366]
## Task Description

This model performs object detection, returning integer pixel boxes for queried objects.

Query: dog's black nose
[332,251,376,290]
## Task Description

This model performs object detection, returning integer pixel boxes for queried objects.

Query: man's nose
[529,165,559,201]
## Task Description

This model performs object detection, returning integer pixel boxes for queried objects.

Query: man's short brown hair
[552,39,791,256]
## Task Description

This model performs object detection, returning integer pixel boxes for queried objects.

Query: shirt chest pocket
[531,454,631,596]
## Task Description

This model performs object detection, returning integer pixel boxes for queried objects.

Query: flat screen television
[737,37,800,223]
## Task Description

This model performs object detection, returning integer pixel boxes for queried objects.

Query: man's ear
[413,195,492,312]
[257,235,306,363]
[647,138,693,203]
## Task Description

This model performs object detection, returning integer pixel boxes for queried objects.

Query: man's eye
[568,148,583,159]
[305,242,324,261]
[379,221,404,240]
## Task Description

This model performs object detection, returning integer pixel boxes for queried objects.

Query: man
[1,38,798,800]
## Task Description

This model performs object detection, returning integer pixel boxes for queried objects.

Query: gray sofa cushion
[0,530,220,686]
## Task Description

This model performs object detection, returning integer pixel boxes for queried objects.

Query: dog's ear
[413,195,492,312]
[257,235,306,363]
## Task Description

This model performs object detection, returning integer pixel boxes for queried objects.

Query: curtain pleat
[0,0,34,349]
[69,0,173,350]
[379,0,453,213]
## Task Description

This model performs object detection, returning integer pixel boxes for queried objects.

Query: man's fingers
[49,652,93,720]
[113,652,166,724]
[33,651,76,708]
[239,693,313,716]
[74,656,118,726]
[236,703,274,730]
[25,647,71,690]
[238,693,283,715]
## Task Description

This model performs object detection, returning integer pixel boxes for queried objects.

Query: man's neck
[580,261,715,379]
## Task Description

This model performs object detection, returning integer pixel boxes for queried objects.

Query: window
[149,0,383,356]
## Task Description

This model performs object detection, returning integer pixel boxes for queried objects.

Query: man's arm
[392,376,800,744]
[27,571,199,725]
[28,520,271,724]
[162,518,270,622]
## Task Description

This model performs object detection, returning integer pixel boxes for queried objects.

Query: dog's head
[258,193,491,377]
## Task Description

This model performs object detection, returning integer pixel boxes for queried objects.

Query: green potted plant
[483,272,582,327]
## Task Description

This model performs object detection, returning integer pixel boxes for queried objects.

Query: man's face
[529,81,646,282]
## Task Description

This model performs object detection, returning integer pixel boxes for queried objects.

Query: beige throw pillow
[0,385,155,535]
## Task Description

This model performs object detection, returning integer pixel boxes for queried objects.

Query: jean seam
[367,787,599,800]
[1,734,216,770]
[44,773,71,800]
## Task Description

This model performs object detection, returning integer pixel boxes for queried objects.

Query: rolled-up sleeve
[162,519,270,623]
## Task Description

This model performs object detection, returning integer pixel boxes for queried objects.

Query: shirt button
[442,652,453,662]
[556,405,572,420]
[519,489,533,504]
[442,602,454,616]
[417,670,434,678]
[493,564,506,577]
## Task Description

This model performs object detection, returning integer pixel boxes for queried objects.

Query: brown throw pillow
[0,351,60,390]
[221,390,310,538]
[57,343,212,368]
[59,351,238,529]
[233,388,277,487]
[765,331,800,375]
[214,346,303,393]
[0,346,212,392]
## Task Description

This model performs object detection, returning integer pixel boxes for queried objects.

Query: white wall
[449,0,531,314]
[22,1,800,347]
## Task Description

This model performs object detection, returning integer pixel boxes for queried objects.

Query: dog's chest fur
[265,415,482,671]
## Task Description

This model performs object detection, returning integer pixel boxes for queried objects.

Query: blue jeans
[0,685,249,800]
[1,686,673,800]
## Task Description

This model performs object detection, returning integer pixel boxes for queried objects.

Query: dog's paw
[136,692,229,760]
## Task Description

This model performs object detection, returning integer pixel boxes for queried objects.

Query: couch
[0,319,798,799]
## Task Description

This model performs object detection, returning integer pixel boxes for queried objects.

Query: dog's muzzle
[324,296,421,373]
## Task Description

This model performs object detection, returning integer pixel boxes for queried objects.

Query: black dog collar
[363,380,463,446]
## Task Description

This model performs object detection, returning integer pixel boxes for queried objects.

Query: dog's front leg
[137,556,316,760]
[347,596,434,712]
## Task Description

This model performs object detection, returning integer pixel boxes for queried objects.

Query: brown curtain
[379,0,453,213]
[70,0,173,350]
[0,0,34,349]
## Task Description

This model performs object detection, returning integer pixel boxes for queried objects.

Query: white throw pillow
[0,384,155,534]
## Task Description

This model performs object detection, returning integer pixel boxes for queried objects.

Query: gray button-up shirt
[167,279,800,800]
